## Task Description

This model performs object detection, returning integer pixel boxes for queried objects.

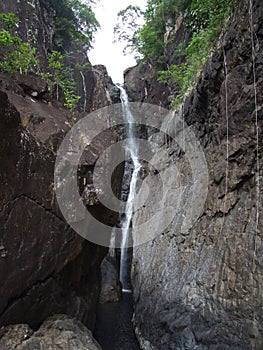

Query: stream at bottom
[94,292,140,350]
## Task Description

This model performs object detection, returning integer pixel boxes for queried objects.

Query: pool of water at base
[94,293,140,350]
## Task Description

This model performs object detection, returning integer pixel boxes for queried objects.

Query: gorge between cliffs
[0,0,262,349]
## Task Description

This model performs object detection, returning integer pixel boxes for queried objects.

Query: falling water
[118,85,141,293]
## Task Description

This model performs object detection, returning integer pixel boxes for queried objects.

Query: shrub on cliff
[40,50,80,110]
[115,0,191,64]
[158,0,237,106]
[116,0,237,108]
[0,13,83,110]
[0,13,38,74]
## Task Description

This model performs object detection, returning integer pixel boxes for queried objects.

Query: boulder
[99,255,122,304]
[0,315,101,350]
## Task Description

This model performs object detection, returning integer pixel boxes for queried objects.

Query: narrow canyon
[0,0,262,349]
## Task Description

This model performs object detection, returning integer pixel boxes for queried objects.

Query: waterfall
[118,85,141,293]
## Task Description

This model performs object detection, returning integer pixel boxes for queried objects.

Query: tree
[68,0,99,47]
[115,0,191,65]
[114,5,143,56]
[40,0,99,52]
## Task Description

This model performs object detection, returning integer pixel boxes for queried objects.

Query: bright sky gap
[89,0,147,83]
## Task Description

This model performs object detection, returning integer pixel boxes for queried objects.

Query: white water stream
[118,85,141,293]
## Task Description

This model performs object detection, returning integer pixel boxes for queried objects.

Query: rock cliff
[124,63,170,107]
[126,0,263,349]
[0,0,123,336]
[0,65,121,331]
[0,0,120,112]
[124,11,189,108]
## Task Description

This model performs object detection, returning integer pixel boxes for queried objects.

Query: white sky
[89,0,147,83]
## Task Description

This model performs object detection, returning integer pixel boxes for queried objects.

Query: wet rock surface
[0,315,101,350]
[128,0,263,349]
[0,0,123,343]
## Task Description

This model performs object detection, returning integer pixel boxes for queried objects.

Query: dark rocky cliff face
[0,0,122,332]
[0,0,54,69]
[124,63,170,108]
[0,68,121,330]
[125,0,263,349]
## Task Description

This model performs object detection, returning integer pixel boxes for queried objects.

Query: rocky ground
[0,315,101,350]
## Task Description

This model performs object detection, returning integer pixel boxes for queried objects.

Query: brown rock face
[124,63,170,107]
[128,0,263,349]
[0,70,121,329]
[0,0,54,70]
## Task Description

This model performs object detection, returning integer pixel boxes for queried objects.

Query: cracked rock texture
[0,0,123,343]
[0,69,121,330]
[127,0,263,349]
[0,315,101,350]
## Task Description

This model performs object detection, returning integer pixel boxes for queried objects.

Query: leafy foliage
[135,14,166,63]
[114,5,143,56]
[0,13,38,74]
[40,51,80,110]
[0,1,99,111]
[158,0,236,107]
[115,0,191,64]
[117,0,236,107]
[41,0,99,51]
[0,12,17,31]
[0,12,81,110]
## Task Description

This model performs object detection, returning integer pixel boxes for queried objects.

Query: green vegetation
[0,0,99,111]
[40,0,99,51]
[40,51,80,110]
[117,0,236,108]
[158,0,236,107]
[135,0,191,63]
[115,0,191,63]
[114,5,143,56]
[0,13,37,74]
